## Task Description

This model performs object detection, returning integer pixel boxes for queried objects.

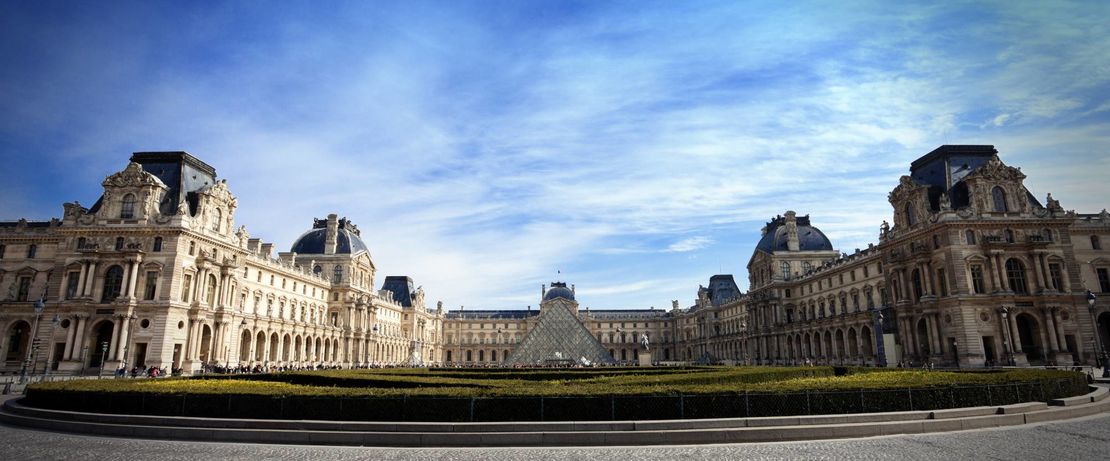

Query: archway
[847,327,858,358]
[255,331,266,361]
[199,325,212,362]
[835,329,846,359]
[282,335,292,362]
[861,326,874,358]
[268,333,279,362]
[916,318,930,358]
[4,320,31,362]
[239,330,251,362]
[1016,313,1044,364]
[89,321,115,367]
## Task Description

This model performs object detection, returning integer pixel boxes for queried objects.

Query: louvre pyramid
[505,302,615,366]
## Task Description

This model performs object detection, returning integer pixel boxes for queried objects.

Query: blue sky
[2,1,1109,310]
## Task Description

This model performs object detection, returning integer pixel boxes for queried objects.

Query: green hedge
[24,368,1089,422]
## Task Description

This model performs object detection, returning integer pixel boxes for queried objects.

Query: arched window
[333,265,343,283]
[781,262,791,280]
[1093,235,1103,250]
[212,208,222,231]
[120,194,136,219]
[206,274,218,306]
[101,265,125,303]
[904,202,917,226]
[965,229,976,245]
[153,237,163,252]
[992,186,1008,212]
[1006,258,1028,294]
[1004,229,1015,243]
[313,265,322,275]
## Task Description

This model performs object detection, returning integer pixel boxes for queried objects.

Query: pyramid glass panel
[505,301,615,366]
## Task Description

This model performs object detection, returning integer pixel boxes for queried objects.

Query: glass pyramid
[505,301,615,366]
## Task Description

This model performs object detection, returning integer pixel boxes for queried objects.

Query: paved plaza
[2,412,1109,460]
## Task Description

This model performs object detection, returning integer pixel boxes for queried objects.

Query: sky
[2,1,1109,311]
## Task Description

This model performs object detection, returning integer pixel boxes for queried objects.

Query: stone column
[75,262,88,299]
[1043,308,1059,353]
[114,315,132,361]
[929,314,942,354]
[83,261,98,296]
[921,263,933,296]
[127,261,140,298]
[1008,313,1023,353]
[898,269,909,301]
[996,254,1010,292]
[1030,253,1045,293]
[1053,310,1066,351]
[107,318,122,359]
[62,315,78,359]
[1039,253,1053,290]
[68,316,87,361]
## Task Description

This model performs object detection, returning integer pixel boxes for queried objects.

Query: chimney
[260,243,274,259]
[784,210,800,251]
[325,213,338,255]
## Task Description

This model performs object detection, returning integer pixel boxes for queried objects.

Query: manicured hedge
[24,368,1089,422]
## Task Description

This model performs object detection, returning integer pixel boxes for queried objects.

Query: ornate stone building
[0,152,443,375]
[695,145,1110,368]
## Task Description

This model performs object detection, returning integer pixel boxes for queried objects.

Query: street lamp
[953,339,960,369]
[999,307,1016,366]
[97,341,109,378]
[371,324,380,366]
[20,298,46,384]
[1087,290,1108,377]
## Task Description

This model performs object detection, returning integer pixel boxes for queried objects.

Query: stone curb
[2,387,1108,447]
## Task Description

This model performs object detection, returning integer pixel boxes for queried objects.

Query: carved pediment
[103,162,167,189]
[965,154,1025,182]
[887,175,928,204]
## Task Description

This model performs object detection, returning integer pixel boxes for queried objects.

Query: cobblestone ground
[2,413,1110,460]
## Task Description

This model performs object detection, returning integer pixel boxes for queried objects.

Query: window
[17,276,31,302]
[866,291,875,309]
[1097,268,1110,293]
[852,294,860,311]
[76,237,86,250]
[212,207,222,231]
[911,269,923,301]
[115,237,124,251]
[1042,228,1053,242]
[101,265,125,302]
[965,230,976,245]
[992,186,1008,212]
[144,271,158,300]
[153,237,163,252]
[121,194,135,219]
[970,265,985,294]
[206,274,218,305]
[1048,263,1063,291]
[933,235,940,249]
[863,265,870,277]
[313,265,322,275]
[27,244,36,259]
[937,269,948,297]
[65,271,80,299]
[182,274,192,303]
[333,265,343,283]
[803,262,812,273]
[0,244,5,258]
[1005,259,1028,294]
[781,262,790,280]
[905,202,917,226]
[1094,235,1103,250]
[188,241,196,256]
[1004,229,1015,244]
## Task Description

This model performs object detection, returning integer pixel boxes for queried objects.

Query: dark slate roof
[380,276,415,307]
[445,310,540,319]
[908,145,1042,211]
[0,221,55,228]
[707,274,742,307]
[543,281,575,301]
[754,215,833,253]
[290,228,369,255]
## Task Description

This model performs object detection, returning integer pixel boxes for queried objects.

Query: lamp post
[1087,290,1108,377]
[371,324,379,367]
[97,341,109,378]
[20,298,46,384]
[999,307,1015,366]
[873,309,888,368]
[953,339,960,369]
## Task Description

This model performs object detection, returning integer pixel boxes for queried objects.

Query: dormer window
[904,202,917,226]
[121,193,136,219]
[992,186,1008,212]
[212,208,222,231]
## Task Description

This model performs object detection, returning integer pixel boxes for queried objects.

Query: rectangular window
[1048,263,1063,291]
[143,271,158,300]
[970,265,985,294]
[27,244,36,258]
[65,271,80,299]
[937,269,948,297]
[0,244,5,259]
[17,276,31,301]
[863,265,870,277]
[1098,268,1110,293]
[182,274,192,303]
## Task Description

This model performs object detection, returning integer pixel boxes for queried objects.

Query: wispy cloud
[1,1,1108,309]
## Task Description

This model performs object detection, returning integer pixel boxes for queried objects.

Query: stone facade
[2,145,1108,374]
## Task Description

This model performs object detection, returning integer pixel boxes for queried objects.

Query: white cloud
[665,236,713,253]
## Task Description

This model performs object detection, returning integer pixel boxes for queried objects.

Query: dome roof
[543,282,575,301]
[290,228,369,255]
[755,214,833,253]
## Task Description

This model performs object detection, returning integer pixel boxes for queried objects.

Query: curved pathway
[2,412,1109,460]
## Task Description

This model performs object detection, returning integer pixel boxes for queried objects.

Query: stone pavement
[2,412,1109,460]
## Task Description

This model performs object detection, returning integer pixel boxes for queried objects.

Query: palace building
[1,145,1108,375]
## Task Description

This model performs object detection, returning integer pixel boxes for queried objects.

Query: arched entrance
[916,318,930,358]
[199,325,212,362]
[1098,312,1110,358]
[5,321,31,362]
[239,330,251,362]
[861,326,874,358]
[1016,313,1044,364]
[89,321,115,368]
